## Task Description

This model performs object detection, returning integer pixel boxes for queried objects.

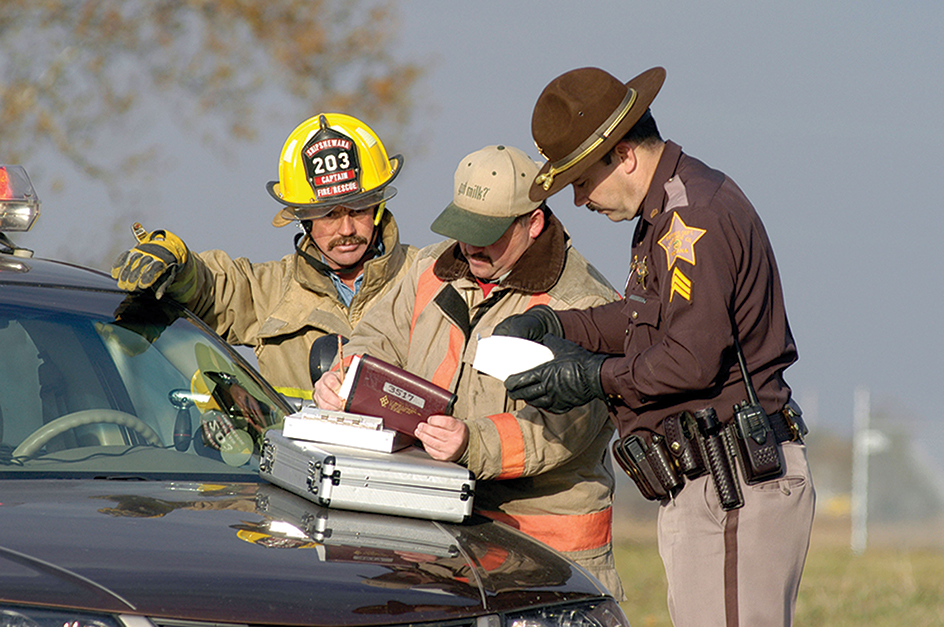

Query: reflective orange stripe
[411,266,443,341]
[412,266,462,390]
[431,324,463,390]
[476,545,511,571]
[488,413,525,479]
[480,508,613,553]
[525,293,551,309]
[455,545,509,583]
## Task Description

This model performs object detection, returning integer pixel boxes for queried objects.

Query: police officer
[496,67,815,626]
[111,113,417,406]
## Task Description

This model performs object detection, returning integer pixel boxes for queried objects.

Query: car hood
[0,480,601,624]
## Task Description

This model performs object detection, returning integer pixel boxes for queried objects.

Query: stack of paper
[282,405,413,453]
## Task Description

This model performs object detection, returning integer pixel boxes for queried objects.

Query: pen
[337,334,345,386]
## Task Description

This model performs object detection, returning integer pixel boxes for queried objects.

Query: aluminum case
[260,430,475,522]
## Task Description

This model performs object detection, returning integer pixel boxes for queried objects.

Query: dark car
[0,167,631,627]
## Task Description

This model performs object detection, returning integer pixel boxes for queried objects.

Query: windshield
[0,286,290,478]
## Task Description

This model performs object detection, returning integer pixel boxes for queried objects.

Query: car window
[0,290,289,478]
[0,318,44,442]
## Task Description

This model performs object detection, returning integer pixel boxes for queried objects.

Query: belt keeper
[785,411,801,442]
[780,400,808,443]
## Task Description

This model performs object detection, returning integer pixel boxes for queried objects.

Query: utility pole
[851,386,870,554]
[851,385,889,555]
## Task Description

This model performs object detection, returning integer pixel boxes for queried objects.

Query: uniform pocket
[622,294,662,350]
[751,475,807,497]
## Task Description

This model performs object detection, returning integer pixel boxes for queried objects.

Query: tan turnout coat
[184,212,416,401]
[340,214,624,598]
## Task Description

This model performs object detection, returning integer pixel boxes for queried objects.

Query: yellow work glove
[111,227,197,301]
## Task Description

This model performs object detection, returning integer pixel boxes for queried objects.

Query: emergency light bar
[0,165,41,232]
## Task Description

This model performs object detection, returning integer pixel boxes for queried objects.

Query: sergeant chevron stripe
[669,267,692,302]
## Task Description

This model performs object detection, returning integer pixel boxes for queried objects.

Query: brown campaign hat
[529,66,666,201]
[431,145,542,247]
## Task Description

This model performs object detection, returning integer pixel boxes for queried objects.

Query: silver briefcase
[259,430,475,522]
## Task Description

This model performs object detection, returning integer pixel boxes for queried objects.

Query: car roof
[0,255,120,291]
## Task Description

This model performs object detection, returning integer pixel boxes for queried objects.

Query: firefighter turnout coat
[340,214,624,598]
[184,212,417,402]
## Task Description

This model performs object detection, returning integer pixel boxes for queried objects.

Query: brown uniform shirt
[556,141,797,438]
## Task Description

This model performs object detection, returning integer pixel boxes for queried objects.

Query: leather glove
[492,304,564,341]
[504,334,608,414]
[111,229,196,301]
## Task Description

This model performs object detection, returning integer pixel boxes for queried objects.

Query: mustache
[465,252,492,263]
[328,235,369,250]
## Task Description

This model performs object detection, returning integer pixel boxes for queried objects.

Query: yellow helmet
[268,113,403,226]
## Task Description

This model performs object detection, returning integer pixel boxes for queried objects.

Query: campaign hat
[530,66,666,200]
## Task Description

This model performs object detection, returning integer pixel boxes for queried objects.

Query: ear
[527,207,546,239]
[613,141,637,174]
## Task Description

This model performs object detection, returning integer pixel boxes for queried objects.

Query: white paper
[473,335,554,382]
[296,405,383,430]
[337,355,360,401]
[282,406,412,453]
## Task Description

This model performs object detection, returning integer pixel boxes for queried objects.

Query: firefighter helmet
[268,113,403,226]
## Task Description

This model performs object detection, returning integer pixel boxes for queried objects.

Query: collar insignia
[658,213,706,271]
[628,255,648,291]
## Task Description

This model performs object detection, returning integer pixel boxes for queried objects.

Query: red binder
[343,355,458,437]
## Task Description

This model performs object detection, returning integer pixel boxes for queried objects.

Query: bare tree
[0,0,422,205]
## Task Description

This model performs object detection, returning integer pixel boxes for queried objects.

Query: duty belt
[614,401,809,510]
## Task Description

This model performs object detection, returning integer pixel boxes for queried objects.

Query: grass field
[613,514,944,627]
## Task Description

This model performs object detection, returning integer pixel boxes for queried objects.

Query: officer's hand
[504,334,608,414]
[111,229,191,299]
[492,304,563,342]
[313,371,344,411]
[415,415,469,462]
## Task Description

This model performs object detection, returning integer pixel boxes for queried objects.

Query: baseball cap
[431,145,541,247]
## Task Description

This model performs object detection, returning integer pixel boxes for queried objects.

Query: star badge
[658,213,706,271]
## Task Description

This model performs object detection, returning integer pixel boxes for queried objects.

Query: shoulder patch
[658,213,706,271]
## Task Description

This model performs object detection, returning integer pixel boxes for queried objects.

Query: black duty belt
[615,402,809,509]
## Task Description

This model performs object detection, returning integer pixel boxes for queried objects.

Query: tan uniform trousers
[657,441,815,627]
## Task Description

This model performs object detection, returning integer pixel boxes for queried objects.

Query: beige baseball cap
[431,145,542,247]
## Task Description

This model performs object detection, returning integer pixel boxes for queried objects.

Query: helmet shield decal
[302,125,361,201]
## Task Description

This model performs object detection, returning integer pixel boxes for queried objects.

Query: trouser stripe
[724,508,740,627]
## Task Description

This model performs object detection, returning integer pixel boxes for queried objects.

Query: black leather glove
[504,334,608,414]
[492,304,564,342]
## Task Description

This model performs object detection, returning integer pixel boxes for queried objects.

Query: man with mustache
[112,113,417,408]
[314,145,624,598]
